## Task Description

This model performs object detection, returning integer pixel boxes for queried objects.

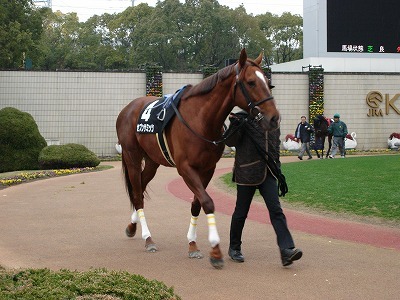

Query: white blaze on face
[255,70,268,88]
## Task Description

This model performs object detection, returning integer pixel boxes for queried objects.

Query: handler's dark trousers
[230,174,295,251]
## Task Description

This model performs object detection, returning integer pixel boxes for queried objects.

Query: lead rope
[245,121,289,197]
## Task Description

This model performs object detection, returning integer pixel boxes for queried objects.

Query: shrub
[0,107,47,173]
[0,267,181,299]
[39,143,100,169]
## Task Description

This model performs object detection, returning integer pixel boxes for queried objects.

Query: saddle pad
[136,86,187,134]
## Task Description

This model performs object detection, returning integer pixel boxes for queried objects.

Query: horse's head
[233,49,280,131]
[313,115,329,136]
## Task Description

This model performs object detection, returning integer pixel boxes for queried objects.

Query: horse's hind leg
[138,158,160,252]
[124,152,159,252]
[127,208,157,252]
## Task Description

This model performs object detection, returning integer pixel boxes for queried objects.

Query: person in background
[294,116,314,160]
[328,113,348,158]
[224,111,302,267]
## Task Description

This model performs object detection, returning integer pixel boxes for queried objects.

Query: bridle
[233,63,274,122]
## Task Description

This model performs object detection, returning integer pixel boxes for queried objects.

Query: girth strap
[156,132,176,167]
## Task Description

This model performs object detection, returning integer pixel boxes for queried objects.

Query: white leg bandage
[207,213,220,248]
[131,209,138,223]
[187,216,199,243]
[137,209,151,240]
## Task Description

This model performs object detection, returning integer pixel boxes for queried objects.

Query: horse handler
[294,116,314,160]
[328,113,348,158]
[223,111,302,266]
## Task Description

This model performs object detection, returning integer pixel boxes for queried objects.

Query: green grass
[0,267,181,299]
[221,155,400,222]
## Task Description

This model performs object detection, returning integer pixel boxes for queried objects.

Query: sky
[45,0,303,22]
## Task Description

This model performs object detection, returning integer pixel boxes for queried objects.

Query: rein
[170,101,227,145]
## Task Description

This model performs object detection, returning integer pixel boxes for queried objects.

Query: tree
[103,4,155,70]
[0,0,43,69]
[1,0,303,71]
[131,0,187,71]
[257,12,303,64]
[37,10,87,70]
[228,6,272,63]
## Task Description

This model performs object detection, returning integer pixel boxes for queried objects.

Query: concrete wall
[324,73,400,149]
[162,73,203,95]
[1,70,399,156]
[272,72,400,150]
[1,71,146,156]
[0,71,203,156]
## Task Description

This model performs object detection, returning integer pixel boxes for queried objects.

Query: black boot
[228,248,245,262]
[281,248,302,266]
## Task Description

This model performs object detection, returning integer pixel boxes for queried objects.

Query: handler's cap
[333,113,340,118]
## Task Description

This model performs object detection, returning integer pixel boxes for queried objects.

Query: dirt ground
[1,157,399,299]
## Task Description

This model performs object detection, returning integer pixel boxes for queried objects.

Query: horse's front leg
[206,212,224,269]
[326,137,333,158]
[182,169,224,269]
[186,196,223,266]
[187,198,204,259]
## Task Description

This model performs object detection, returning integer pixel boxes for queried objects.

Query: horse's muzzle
[269,115,280,129]
[259,114,280,131]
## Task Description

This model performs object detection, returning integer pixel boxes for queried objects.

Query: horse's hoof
[125,223,136,238]
[188,251,204,259]
[210,257,224,269]
[145,243,158,253]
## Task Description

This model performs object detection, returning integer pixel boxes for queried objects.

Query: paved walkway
[1,158,399,299]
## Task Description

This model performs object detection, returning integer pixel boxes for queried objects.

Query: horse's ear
[254,51,263,65]
[238,48,247,68]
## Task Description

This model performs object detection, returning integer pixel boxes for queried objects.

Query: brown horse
[116,48,280,269]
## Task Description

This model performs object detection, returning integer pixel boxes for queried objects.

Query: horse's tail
[121,153,134,206]
[121,152,149,208]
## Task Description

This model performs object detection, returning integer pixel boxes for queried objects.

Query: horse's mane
[183,58,262,99]
[183,64,235,98]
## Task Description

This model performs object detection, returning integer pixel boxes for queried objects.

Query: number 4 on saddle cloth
[136,85,188,166]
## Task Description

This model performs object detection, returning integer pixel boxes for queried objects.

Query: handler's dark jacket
[225,112,281,186]
[295,121,314,143]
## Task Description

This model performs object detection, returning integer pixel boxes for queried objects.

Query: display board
[326,0,400,54]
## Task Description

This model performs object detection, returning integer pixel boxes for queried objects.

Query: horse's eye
[248,81,256,87]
